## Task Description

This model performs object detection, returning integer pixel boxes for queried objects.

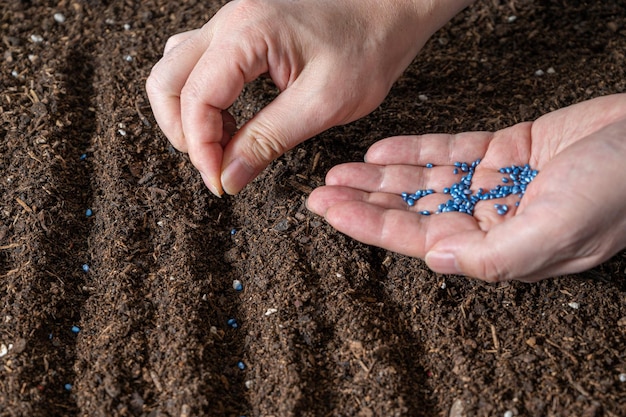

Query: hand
[307,94,626,282]
[146,0,472,196]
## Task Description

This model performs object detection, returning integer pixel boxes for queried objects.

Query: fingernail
[425,251,461,275]
[221,158,255,195]
[201,172,223,198]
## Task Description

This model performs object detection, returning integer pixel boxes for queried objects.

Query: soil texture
[1,1,625,416]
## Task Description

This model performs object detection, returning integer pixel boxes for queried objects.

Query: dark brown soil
[1,1,625,416]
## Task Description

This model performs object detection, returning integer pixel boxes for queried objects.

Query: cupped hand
[307,94,626,282]
[146,0,471,196]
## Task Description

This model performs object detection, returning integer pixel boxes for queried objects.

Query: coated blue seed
[230,228,237,235]
[501,177,509,183]
[82,264,89,272]
[453,168,459,175]
[426,163,433,168]
[420,210,431,216]
[406,198,415,207]
[71,326,80,333]
[454,162,461,167]
[80,154,87,161]
[65,384,72,391]
[227,318,238,328]
[233,280,243,291]
[237,361,246,370]
[85,208,93,217]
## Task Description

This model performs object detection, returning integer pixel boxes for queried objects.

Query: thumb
[221,81,337,194]
[425,205,576,282]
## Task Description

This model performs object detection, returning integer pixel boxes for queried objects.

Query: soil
[1,1,625,416]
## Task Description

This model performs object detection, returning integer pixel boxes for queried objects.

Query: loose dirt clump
[1,1,625,416]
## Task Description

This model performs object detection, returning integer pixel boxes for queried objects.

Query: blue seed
[71,326,80,333]
[443,187,450,194]
[420,210,431,216]
[453,168,459,175]
[85,208,93,217]
[501,177,509,183]
[426,163,433,168]
[237,361,246,370]
[233,280,243,291]
[80,154,87,161]
[82,264,89,272]
[230,228,237,235]
[406,198,415,207]
[64,383,72,391]
[227,318,238,328]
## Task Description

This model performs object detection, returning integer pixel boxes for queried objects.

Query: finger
[307,186,407,217]
[365,124,535,170]
[364,132,493,166]
[146,28,213,153]
[322,200,479,257]
[324,162,463,194]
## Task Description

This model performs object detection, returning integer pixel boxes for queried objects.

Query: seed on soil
[53,13,66,23]
[227,318,238,328]
[85,208,93,217]
[237,361,246,370]
[64,384,72,391]
[82,264,89,272]
[230,228,237,235]
[264,308,278,316]
[80,153,87,161]
[71,326,80,333]
[232,280,243,291]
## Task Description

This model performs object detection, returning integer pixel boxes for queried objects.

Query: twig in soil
[135,99,152,127]
[15,197,33,213]
[0,243,20,250]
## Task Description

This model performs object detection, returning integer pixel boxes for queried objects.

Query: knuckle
[472,250,512,283]
[246,125,288,163]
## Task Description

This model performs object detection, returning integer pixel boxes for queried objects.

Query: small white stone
[118,129,127,136]
[535,69,545,77]
[30,34,44,43]
[619,373,626,383]
[547,67,556,74]
[123,23,131,30]
[105,18,115,25]
[507,15,517,23]
[440,282,446,290]
[53,13,66,23]
[11,70,19,78]
[418,94,428,102]
[244,380,254,389]
[264,308,278,316]
[0,343,9,358]
[568,302,580,310]
[157,220,164,227]
[124,55,133,62]
[504,411,513,417]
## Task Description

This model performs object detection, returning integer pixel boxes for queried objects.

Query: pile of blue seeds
[401,159,538,216]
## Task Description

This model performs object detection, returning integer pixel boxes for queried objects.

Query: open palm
[308,95,626,282]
